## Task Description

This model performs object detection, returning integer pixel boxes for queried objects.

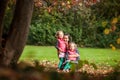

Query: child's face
[69,43,75,51]
[64,35,69,42]
[58,32,64,39]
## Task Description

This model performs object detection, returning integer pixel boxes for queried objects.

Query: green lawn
[19,46,120,66]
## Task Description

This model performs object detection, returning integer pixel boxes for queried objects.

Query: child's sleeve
[55,40,59,50]
[76,48,80,60]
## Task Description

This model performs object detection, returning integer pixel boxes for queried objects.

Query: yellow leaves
[112,46,116,50]
[102,17,119,35]
[102,21,111,35]
[102,17,120,49]
[102,21,108,27]
[111,18,118,24]
[103,28,110,35]
[61,1,71,9]
[67,1,70,4]
[105,25,117,33]
[66,1,71,9]
[109,38,120,50]
[109,44,113,47]
[102,17,118,35]
[109,44,116,50]
[117,38,120,44]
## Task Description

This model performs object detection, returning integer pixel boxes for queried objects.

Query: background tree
[0,0,10,66]
[0,0,34,66]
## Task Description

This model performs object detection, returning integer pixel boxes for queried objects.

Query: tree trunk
[0,0,9,65]
[2,0,34,66]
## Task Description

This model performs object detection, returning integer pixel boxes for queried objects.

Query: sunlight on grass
[19,46,120,66]
[20,46,58,61]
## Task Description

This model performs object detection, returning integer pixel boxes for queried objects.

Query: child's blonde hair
[68,42,77,49]
[55,30,64,38]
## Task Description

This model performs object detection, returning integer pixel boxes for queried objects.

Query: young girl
[58,34,72,69]
[63,42,80,72]
[55,30,66,70]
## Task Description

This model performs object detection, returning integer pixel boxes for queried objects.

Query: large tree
[0,0,34,66]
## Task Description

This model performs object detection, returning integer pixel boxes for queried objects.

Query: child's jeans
[58,52,65,69]
[63,60,71,70]
[58,57,65,69]
[63,60,78,70]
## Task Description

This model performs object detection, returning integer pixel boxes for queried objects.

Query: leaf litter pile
[0,60,120,80]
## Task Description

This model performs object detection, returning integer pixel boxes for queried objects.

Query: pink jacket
[67,50,77,61]
[57,38,66,53]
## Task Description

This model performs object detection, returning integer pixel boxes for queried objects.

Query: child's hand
[58,48,63,52]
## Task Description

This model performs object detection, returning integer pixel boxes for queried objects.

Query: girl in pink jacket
[63,42,80,72]
[55,31,66,70]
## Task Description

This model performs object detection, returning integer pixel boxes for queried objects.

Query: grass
[19,46,120,66]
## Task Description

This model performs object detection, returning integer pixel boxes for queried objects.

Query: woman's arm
[68,54,79,58]
[76,48,80,60]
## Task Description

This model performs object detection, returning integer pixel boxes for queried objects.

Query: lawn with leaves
[1,46,120,80]
[20,46,120,66]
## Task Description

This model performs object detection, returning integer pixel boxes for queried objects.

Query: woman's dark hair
[64,33,72,43]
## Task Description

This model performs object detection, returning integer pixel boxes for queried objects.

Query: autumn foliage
[3,0,120,48]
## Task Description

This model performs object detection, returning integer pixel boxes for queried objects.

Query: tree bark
[0,0,9,65]
[2,0,34,66]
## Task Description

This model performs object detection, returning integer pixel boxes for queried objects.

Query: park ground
[18,46,120,78]
[20,46,120,67]
[1,46,120,80]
